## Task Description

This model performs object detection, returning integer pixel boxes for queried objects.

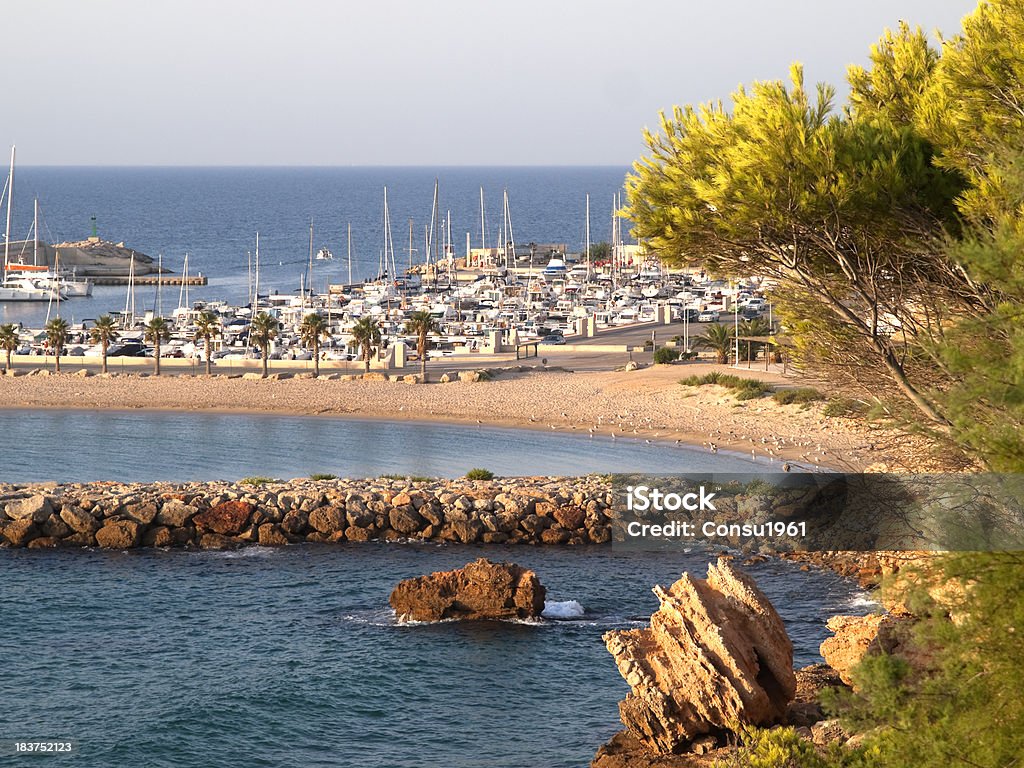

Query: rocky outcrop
[0,477,612,550]
[603,558,796,755]
[819,613,910,687]
[389,558,546,622]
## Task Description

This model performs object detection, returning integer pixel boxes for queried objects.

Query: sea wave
[542,599,586,619]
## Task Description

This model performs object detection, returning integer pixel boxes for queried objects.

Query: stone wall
[0,476,613,550]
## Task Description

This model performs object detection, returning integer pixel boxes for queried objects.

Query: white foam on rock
[542,599,585,619]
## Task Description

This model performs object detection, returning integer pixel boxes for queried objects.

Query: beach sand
[0,363,936,471]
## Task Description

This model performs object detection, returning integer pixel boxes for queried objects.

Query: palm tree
[144,317,172,376]
[696,323,734,365]
[350,316,382,374]
[193,310,222,376]
[737,317,772,362]
[44,317,69,373]
[89,314,120,374]
[299,312,330,377]
[249,311,279,378]
[404,309,438,381]
[0,323,19,373]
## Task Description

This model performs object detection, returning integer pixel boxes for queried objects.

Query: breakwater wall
[0,477,613,550]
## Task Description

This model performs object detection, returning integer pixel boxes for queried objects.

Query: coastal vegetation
[299,313,329,378]
[143,317,171,376]
[404,309,438,381]
[0,323,18,372]
[44,317,68,373]
[192,310,221,376]
[679,372,773,400]
[89,315,119,375]
[351,316,382,374]
[625,0,1024,472]
[464,468,494,480]
[249,312,279,378]
[652,347,680,364]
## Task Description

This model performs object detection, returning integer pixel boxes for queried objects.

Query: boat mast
[254,232,260,313]
[479,186,486,250]
[157,253,162,315]
[4,146,14,281]
[33,198,38,266]
[347,222,352,286]
[307,217,314,305]
[585,193,591,281]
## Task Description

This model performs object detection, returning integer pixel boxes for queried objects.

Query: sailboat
[0,146,60,302]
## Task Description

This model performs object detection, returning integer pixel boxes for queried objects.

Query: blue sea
[2,166,631,327]
[0,168,860,768]
[1,544,873,768]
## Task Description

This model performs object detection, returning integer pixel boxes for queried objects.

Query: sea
[0,168,862,768]
[1,544,876,768]
[1,166,633,328]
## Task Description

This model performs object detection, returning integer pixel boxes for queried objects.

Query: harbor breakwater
[0,476,614,550]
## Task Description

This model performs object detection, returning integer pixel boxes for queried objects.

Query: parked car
[697,310,720,323]
[541,334,567,345]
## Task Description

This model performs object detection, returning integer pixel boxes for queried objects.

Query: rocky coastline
[0,476,613,550]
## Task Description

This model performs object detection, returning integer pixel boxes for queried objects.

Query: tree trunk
[154,342,161,376]
[101,342,108,374]
[55,349,61,373]
[262,349,269,378]
[313,343,320,377]
[206,348,212,376]
[5,349,10,372]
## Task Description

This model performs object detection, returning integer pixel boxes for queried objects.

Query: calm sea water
[0,544,874,768]
[0,409,758,484]
[2,166,631,327]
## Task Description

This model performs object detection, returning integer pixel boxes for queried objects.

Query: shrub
[240,476,277,486]
[822,397,870,417]
[715,725,878,768]
[465,468,494,480]
[653,347,682,364]
[773,387,824,405]
[309,473,337,481]
[680,372,773,399]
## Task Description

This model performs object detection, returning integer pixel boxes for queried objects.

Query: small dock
[90,275,208,287]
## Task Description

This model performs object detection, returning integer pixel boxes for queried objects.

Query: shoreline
[0,366,920,471]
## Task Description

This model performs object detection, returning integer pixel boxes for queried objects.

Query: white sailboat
[0,147,60,302]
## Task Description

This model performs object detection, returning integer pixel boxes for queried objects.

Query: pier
[89,274,208,286]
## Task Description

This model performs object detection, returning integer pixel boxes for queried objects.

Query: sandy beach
[0,363,935,471]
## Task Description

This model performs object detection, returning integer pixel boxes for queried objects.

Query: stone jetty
[0,476,613,550]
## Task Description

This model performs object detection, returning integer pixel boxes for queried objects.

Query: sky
[2,0,977,166]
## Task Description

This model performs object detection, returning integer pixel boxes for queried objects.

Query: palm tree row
[3,312,404,380]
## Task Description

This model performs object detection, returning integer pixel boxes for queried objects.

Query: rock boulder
[603,558,796,755]
[389,557,546,622]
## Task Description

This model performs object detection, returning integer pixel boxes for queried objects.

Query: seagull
[782,462,792,472]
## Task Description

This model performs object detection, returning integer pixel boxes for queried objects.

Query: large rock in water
[603,558,796,755]
[389,558,546,622]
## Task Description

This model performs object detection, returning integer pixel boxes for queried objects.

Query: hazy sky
[3,0,976,166]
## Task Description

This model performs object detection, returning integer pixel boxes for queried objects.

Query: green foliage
[240,476,277,486]
[309,473,337,481]
[653,347,681,364]
[679,372,773,400]
[822,398,870,418]
[299,312,330,376]
[847,21,939,126]
[404,309,438,378]
[0,323,19,370]
[250,312,279,377]
[695,323,735,364]
[829,553,1024,768]
[351,316,382,373]
[44,317,69,372]
[465,468,494,480]
[715,725,879,768]
[773,387,823,405]
[193,310,221,375]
